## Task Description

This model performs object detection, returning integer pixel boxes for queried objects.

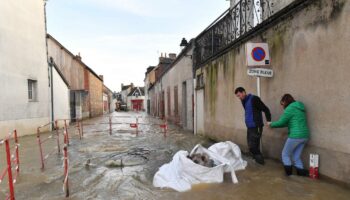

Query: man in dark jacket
[235,87,271,165]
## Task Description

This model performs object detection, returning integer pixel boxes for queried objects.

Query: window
[28,79,37,101]
[196,74,204,89]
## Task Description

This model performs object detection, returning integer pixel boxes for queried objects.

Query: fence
[82,115,168,137]
[0,115,168,199]
[0,130,20,200]
[36,119,82,198]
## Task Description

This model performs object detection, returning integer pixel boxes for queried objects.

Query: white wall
[53,68,70,127]
[0,0,50,137]
[195,89,205,134]
[103,93,108,114]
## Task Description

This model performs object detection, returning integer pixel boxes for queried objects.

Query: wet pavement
[0,112,349,200]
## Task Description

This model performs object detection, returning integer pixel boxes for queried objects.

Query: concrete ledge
[0,117,50,138]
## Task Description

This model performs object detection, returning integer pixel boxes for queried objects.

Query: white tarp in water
[153,141,247,192]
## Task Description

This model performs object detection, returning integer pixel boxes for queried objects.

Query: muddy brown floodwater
[0,112,349,200]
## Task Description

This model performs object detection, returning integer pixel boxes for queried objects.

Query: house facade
[159,43,194,130]
[47,35,104,120]
[0,0,51,137]
[194,0,350,184]
[120,83,134,105]
[127,87,145,111]
[148,54,176,118]
[47,35,89,120]
[144,66,156,114]
[103,84,114,114]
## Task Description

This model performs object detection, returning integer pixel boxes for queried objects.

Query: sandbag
[153,141,247,192]
[208,141,247,172]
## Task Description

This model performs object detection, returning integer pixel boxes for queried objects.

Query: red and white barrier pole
[164,119,168,137]
[5,139,15,200]
[80,120,84,137]
[129,118,139,135]
[109,116,112,136]
[159,118,168,137]
[14,130,20,174]
[136,117,139,135]
[55,121,61,154]
[64,120,69,145]
[76,121,82,140]
[63,131,69,197]
[37,128,45,169]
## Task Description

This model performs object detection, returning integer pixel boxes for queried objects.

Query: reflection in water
[0,112,349,200]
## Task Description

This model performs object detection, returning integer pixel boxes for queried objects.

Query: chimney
[99,75,104,82]
[76,52,82,60]
[131,82,134,88]
[121,83,124,90]
[169,53,177,60]
[180,38,188,50]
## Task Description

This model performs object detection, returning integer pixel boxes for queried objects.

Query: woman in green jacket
[267,94,309,176]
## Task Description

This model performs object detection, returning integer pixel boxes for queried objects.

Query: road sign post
[246,43,273,97]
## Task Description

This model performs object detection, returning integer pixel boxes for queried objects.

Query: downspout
[44,1,55,130]
[49,58,54,130]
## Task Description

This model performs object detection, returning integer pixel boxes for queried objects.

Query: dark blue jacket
[242,94,271,128]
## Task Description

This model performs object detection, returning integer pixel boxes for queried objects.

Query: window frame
[28,79,37,102]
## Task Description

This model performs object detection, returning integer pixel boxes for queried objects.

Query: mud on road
[1,112,349,200]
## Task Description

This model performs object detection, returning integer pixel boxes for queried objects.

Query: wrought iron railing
[194,0,281,67]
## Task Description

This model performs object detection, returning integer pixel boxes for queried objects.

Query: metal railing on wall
[194,0,277,67]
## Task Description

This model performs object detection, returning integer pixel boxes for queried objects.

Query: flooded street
[1,112,349,200]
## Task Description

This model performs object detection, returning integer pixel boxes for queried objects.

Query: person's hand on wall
[266,122,271,128]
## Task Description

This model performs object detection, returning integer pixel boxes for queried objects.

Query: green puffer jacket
[270,101,309,139]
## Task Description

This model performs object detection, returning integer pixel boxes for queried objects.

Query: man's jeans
[282,138,308,168]
[247,126,263,156]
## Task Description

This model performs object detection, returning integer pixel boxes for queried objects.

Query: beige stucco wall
[47,37,85,90]
[88,73,103,117]
[0,0,50,137]
[201,0,350,184]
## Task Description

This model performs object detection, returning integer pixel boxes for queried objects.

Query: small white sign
[247,68,274,78]
[310,153,319,167]
[246,43,271,67]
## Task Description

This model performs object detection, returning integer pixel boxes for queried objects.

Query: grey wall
[200,0,350,184]
[161,48,194,130]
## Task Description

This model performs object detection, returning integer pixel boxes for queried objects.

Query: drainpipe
[49,58,54,130]
[44,1,55,130]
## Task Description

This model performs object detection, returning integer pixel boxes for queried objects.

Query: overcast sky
[46,0,230,92]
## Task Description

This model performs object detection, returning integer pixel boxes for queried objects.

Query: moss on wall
[330,0,346,20]
[308,0,346,28]
[268,30,286,69]
[205,61,218,117]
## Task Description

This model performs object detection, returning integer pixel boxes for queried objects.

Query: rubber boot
[254,154,265,165]
[284,165,293,176]
[295,167,309,177]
